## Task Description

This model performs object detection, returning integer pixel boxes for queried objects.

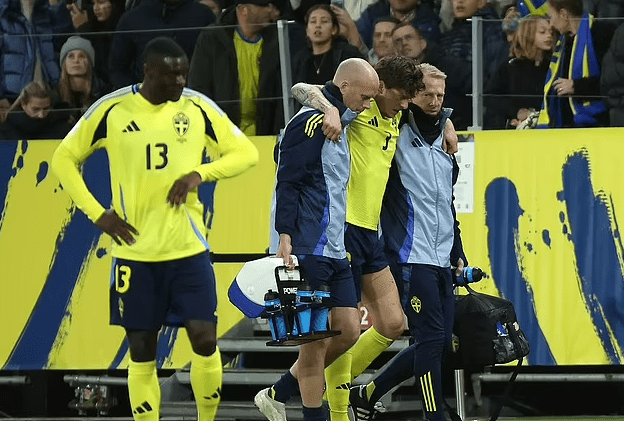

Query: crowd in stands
[1,0,623,139]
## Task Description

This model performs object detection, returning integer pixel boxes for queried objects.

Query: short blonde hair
[419,63,447,80]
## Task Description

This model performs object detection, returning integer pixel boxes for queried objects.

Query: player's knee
[377,312,405,340]
[188,330,217,356]
[333,323,360,354]
[191,337,217,356]
[126,331,158,362]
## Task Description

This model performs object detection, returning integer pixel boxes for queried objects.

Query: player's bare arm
[443,118,458,154]
[96,209,138,245]
[291,82,342,142]
[167,171,202,207]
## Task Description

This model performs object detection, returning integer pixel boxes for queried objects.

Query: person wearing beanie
[60,36,96,69]
[57,36,109,124]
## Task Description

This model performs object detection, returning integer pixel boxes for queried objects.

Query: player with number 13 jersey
[55,84,257,262]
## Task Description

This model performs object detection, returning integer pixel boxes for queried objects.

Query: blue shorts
[297,255,358,308]
[109,250,217,330]
[345,223,389,297]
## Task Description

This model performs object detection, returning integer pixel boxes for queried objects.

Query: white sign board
[454,136,475,213]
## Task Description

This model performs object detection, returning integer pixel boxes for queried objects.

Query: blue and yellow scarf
[537,13,606,128]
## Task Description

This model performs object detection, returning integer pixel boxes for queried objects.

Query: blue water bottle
[456,267,485,286]
[311,285,331,332]
[265,290,287,342]
[291,284,313,336]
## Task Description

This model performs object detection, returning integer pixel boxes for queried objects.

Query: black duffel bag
[452,284,530,368]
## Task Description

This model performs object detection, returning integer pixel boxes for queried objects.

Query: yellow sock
[350,327,394,379]
[191,348,223,421]
[324,351,352,421]
[365,382,376,401]
[128,360,160,421]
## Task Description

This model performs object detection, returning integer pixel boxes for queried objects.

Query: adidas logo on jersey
[123,121,141,132]
[367,116,379,127]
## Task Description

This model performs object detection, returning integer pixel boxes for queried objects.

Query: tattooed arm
[291,82,342,142]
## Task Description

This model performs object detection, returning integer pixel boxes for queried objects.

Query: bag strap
[489,357,523,421]
[443,398,463,421]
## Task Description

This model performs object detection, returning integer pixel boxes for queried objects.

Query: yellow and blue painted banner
[0,136,276,370]
[457,128,624,366]
[1,128,624,369]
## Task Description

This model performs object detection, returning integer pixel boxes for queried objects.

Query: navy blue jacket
[109,0,215,88]
[0,0,72,100]
[275,83,357,258]
[356,1,440,49]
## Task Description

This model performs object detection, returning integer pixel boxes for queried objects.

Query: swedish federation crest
[410,296,422,313]
[173,112,189,141]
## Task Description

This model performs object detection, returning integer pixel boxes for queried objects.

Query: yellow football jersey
[52,85,258,262]
[234,30,263,137]
[346,99,401,230]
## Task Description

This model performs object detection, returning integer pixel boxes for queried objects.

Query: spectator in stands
[199,0,222,16]
[536,0,614,127]
[0,81,71,140]
[583,0,624,30]
[188,0,284,136]
[108,0,216,88]
[440,0,508,81]
[367,17,399,64]
[501,3,520,43]
[0,0,73,118]
[342,0,380,21]
[485,16,554,129]
[337,0,440,52]
[56,36,109,124]
[601,22,624,127]
[438,0,509,129]
[72,0,124,83]
[392,21,471,116]
[292,4,364,85]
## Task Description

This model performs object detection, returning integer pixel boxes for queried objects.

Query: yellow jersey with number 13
[52,85,258,262]
[346,99,401,230]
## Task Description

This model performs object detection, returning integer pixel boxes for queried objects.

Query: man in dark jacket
[188,0,284,136]
[108,0,215,88]
[357,0,440,48]
[438,0,509,129]
[392,21,471,130]
[601,22,624,126]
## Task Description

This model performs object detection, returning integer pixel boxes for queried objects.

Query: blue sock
[302,405,326,421]
[271,370,298,403]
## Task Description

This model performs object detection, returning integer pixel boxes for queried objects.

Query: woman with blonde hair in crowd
[485,15,554,129]
[57,36,109,124]
[0,81,71,140]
